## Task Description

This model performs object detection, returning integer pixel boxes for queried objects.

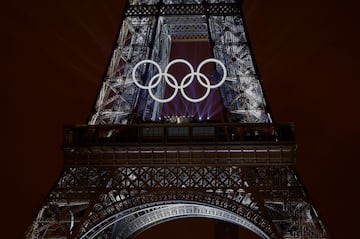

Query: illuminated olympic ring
[132,58,227,103]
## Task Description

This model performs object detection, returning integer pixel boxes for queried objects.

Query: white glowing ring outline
[148,73,178,103]
[132,60,162,90]
[164,58,195,88]
[196,58,227,89]
[180,72,211,103]
[132,58,227,103]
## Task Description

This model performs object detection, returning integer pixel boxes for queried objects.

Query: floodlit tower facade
[26,1,329,239]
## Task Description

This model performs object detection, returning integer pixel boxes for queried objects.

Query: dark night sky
[4,0,360,238]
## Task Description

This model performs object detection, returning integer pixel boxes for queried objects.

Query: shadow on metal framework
[26,1,329,238]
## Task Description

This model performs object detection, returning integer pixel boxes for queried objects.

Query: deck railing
[63,122,295,147]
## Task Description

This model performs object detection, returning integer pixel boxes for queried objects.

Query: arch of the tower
[77,190,275,239]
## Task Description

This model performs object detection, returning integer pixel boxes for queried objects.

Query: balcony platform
[63,123,296,167]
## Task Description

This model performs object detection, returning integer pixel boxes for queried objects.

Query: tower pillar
[26,1,329,239]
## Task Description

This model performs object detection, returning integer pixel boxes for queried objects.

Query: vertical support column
[208,14,271,123]
[138,15,172,122]
[89,14,157,124]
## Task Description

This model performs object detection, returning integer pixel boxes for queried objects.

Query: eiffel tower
[26,1,329,238]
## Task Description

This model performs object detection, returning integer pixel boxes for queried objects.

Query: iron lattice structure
[26,1,329,239]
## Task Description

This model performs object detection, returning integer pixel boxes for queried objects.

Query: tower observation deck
[26,1,329,239]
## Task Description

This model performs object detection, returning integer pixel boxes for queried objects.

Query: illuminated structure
[26,1,329,238]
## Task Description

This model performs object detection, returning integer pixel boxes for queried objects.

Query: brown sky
[4,0,360,238]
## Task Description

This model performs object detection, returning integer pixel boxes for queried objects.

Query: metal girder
[27,163,327,239]
[89,16,156,124]
[89,0,271,124]
[26,125,327,239]
[208,15,269,122]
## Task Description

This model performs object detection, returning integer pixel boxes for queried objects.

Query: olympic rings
[132,58,227,103]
